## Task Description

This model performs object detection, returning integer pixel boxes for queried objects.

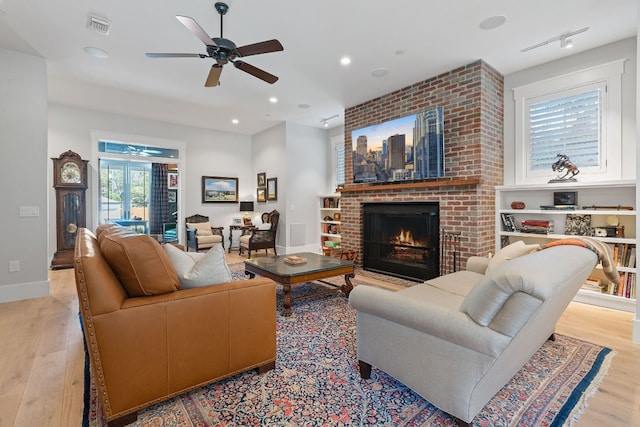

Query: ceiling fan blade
[233,61,278,84]
[205,65,223,87]
[236,39,284,57]
[176,15,217,47]
[145,53,205,58]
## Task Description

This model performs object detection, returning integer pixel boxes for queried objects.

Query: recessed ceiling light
[395,49,407,55]
[479,15,507,30]
[340,56,351,65]
[83,46,109,58]
[269,97,278,103]
[298,104,310,109]
[232,119,239,124]
[371,68,389,78]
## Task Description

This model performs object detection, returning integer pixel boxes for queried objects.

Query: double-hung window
[513,60,624,184]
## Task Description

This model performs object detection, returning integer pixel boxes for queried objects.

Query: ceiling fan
[145,2,283,87]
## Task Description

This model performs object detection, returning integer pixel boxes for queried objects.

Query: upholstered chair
[239,210,279,257]
[185,214,224,251]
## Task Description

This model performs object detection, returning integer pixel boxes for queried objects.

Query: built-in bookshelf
[496,181,636,312]
[320,195,341,255]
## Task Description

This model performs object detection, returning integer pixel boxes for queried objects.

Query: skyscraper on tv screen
[413,107,444,178]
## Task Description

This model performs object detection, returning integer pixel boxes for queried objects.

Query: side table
[228,224,255,253]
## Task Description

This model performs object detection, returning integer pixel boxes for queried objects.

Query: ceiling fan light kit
[145,2,283,87]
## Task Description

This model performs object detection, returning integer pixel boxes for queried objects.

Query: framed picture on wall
[257,172,266,187]
[201,176,238,203]
[267,177,278,201]
[168,172,178,190]
[257,187,266,203]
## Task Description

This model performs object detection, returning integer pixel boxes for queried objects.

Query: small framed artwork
[168,190,177,203]
[257,172,266,187]
[202,176,239,203]
[257,187,266,203]
[232,217,242,225]
[267,177,278,201]
[168,172,178,190]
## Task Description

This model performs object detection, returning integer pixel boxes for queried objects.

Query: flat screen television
[352,106,444,184]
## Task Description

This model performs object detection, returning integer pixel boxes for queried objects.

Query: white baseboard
[0,279,50,303]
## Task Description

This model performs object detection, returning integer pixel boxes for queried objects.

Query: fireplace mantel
[339,178,480,193]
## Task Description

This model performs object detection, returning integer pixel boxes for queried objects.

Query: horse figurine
[550,153,580,182]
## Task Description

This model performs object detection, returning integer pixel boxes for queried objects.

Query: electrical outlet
[9,261,19,272]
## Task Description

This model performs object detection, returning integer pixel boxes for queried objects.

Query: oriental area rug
[84,266,614,427]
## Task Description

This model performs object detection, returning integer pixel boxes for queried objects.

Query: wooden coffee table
[244,252,355,316]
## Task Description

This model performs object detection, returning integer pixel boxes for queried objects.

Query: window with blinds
[513,59,624,184]
[528,87,601,172]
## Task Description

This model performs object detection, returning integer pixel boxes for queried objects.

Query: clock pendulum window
[51,150,88,269]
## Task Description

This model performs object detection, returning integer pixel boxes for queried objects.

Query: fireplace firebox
[363,202,439,281]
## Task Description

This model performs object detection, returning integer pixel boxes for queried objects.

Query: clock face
[61,162,82,184]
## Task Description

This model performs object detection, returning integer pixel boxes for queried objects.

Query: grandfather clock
[51,150,88,269]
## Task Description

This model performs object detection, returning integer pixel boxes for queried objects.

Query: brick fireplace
[340,60,504,268]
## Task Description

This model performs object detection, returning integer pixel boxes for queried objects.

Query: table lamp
[239,201,254,226]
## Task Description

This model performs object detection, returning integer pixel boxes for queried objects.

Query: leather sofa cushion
[100,233,180,297]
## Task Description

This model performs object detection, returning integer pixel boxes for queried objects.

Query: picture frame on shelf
[201,176,238,203]
[257,172,266,187]
[168,172,178,190]
[257,187,266,202]
[267,177,278,201]
[564,214,592,236]
[232,217,242,225]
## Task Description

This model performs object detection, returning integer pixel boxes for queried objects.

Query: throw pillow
[164,243,232,288]
[486,240,540,272]
[257,222,272,230]
[100,233,180,297]
[252,214,263,226]
[186,221,213,236]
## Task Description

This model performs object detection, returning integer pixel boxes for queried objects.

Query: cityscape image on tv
[352,106,444,183]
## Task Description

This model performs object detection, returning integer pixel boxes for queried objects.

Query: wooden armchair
[185,214,224,252]
[239,210,280,257]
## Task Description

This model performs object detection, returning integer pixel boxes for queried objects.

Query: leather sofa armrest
[466,256,489,274]
[349,285,509,357]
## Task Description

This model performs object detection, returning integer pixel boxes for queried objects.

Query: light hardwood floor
[1,256,639,426]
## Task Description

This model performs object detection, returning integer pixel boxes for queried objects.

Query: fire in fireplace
[363,202,439,281]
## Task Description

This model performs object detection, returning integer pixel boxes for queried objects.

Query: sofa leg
[358,360,372,379]
[548,333,556,341]
[256,361,275,374]
[454,418,471,427]
[107,411,138,427]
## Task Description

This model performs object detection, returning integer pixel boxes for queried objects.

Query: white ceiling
[0,0,637,135]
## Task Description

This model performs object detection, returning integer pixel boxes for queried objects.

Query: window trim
[513,59,625,184]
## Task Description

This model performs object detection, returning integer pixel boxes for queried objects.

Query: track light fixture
[560,36,573,49]
[320,114,340,128]
[521,27,587,52]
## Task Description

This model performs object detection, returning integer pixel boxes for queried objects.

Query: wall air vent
[87,15,111,35]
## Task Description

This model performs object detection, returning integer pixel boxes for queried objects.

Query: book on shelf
[520,219,553,234]
[539,205,577,210]
[582,276,603,292]
[500,213,517,231]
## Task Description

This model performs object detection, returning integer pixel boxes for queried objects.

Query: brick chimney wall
[341,60,504,265]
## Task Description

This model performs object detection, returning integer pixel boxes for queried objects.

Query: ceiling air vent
[87,15,111,35]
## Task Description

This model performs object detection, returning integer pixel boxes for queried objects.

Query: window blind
[528,89,601,171]
[335,143,345,185]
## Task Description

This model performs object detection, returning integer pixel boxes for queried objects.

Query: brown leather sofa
[74,225,276,426]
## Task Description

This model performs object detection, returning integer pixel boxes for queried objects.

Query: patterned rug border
[84,267,614,427]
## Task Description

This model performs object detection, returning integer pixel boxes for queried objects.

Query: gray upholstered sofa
[349,244,602,426]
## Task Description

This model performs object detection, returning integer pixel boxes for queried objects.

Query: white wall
[285,122,330,252]
[48,104,253,253]
[504,37,637,185]
[251,123,287,251]
[0,48,49,302]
